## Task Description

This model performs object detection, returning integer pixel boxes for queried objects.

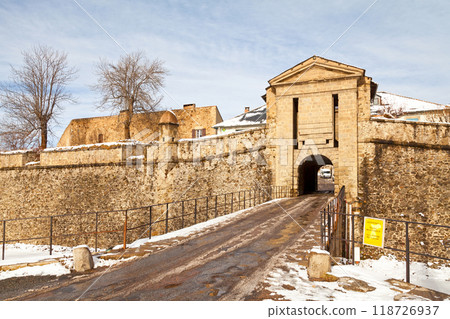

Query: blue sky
[0,0,449,145]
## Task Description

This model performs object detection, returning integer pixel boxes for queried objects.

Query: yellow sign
[363,217,385,248]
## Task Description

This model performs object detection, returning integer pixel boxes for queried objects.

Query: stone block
[307,249,331,281]
[337,276,376,292]
[73,245,94,272]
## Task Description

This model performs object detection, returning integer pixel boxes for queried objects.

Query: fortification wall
[357,119,450,262]
[0,151,39,168]
[0,129,271,248]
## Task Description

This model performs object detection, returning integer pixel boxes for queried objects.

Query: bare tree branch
[425,108,450,123]
[92,51,167,139]
[0,45,77,150]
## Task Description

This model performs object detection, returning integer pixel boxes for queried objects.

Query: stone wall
[357,119,450,262]
[0,151,39,168]
[0,129,271,248]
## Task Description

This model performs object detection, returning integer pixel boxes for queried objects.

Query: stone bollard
[73,245,94,272]
[307,248,333,281]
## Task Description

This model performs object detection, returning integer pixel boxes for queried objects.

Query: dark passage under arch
[298,155,333,195]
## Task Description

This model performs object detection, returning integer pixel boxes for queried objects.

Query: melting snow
[265,255,450,301]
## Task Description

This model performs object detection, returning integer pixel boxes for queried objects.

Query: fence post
[49,216,53,256]
[351,207,355,265]
[320,211,323,249]
[95,212,98,252]
[194,199,197,224]
[149,206,152,239]
[231,193,234,213]
[327,209,331,252]
[2,220,5,260]
[405,222,410,283]
[244,191,246,209]
[123,210,128,250]
[166,203,169,234]
[224,194,227,213]
[181,201,185,228]
[238,191,241,210]
[215,195,218,218]
[206,197,209,220]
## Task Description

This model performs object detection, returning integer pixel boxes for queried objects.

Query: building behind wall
[371,91,449,121]
[213,105,266,135]
[57,104,223,147]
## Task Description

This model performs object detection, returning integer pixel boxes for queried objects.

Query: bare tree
[379,104,404,118]
[0,119,37,151]
[0,45,77,149]
[425,109,450,123]
[93,51,167,140]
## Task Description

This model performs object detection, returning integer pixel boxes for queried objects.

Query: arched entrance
[298,155,334,195]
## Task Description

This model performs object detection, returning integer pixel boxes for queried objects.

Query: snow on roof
[371,92,447,114]
[213,105,266,128]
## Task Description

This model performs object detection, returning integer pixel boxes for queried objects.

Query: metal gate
[320,186,348,258]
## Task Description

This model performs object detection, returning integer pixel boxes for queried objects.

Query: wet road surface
[15,194,330,300]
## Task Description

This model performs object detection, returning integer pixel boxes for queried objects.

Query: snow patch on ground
[265,255,450,301]
[0,243,72,266]
[334,255,450,294]
[0,262,70,281]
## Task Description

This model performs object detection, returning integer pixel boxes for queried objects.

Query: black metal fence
[1,185,294,260]
[321,188,450,283]
[320,186,346,257]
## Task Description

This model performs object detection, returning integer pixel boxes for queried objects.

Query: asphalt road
[13,194,330,301]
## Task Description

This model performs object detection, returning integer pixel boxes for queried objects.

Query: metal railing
[320,186,346,257]
[321,190,450,283]
[1,185,294,260]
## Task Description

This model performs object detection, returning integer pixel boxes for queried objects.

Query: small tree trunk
[40,122,48,149]
[123,101,133,140]
[124,122,131,140]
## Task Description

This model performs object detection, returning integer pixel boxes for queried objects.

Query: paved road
[15,194,330,301]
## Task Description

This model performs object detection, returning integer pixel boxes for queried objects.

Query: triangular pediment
[269,56,365,85]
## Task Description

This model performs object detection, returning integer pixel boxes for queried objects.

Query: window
[98,133,104,143]
[373,96,381,105]
[192,129,206,138]
[293,98,299,149]
[333,94,339,111]
[332,94,339,147]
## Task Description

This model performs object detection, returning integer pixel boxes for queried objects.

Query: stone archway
[297,154,333,195]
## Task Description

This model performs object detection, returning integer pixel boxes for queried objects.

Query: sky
[0,0,449,146]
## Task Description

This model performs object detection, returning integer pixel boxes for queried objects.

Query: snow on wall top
[43,140,150,152]
[371,92,447,114]
[0,149,36,155]
[213,105,266,128]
